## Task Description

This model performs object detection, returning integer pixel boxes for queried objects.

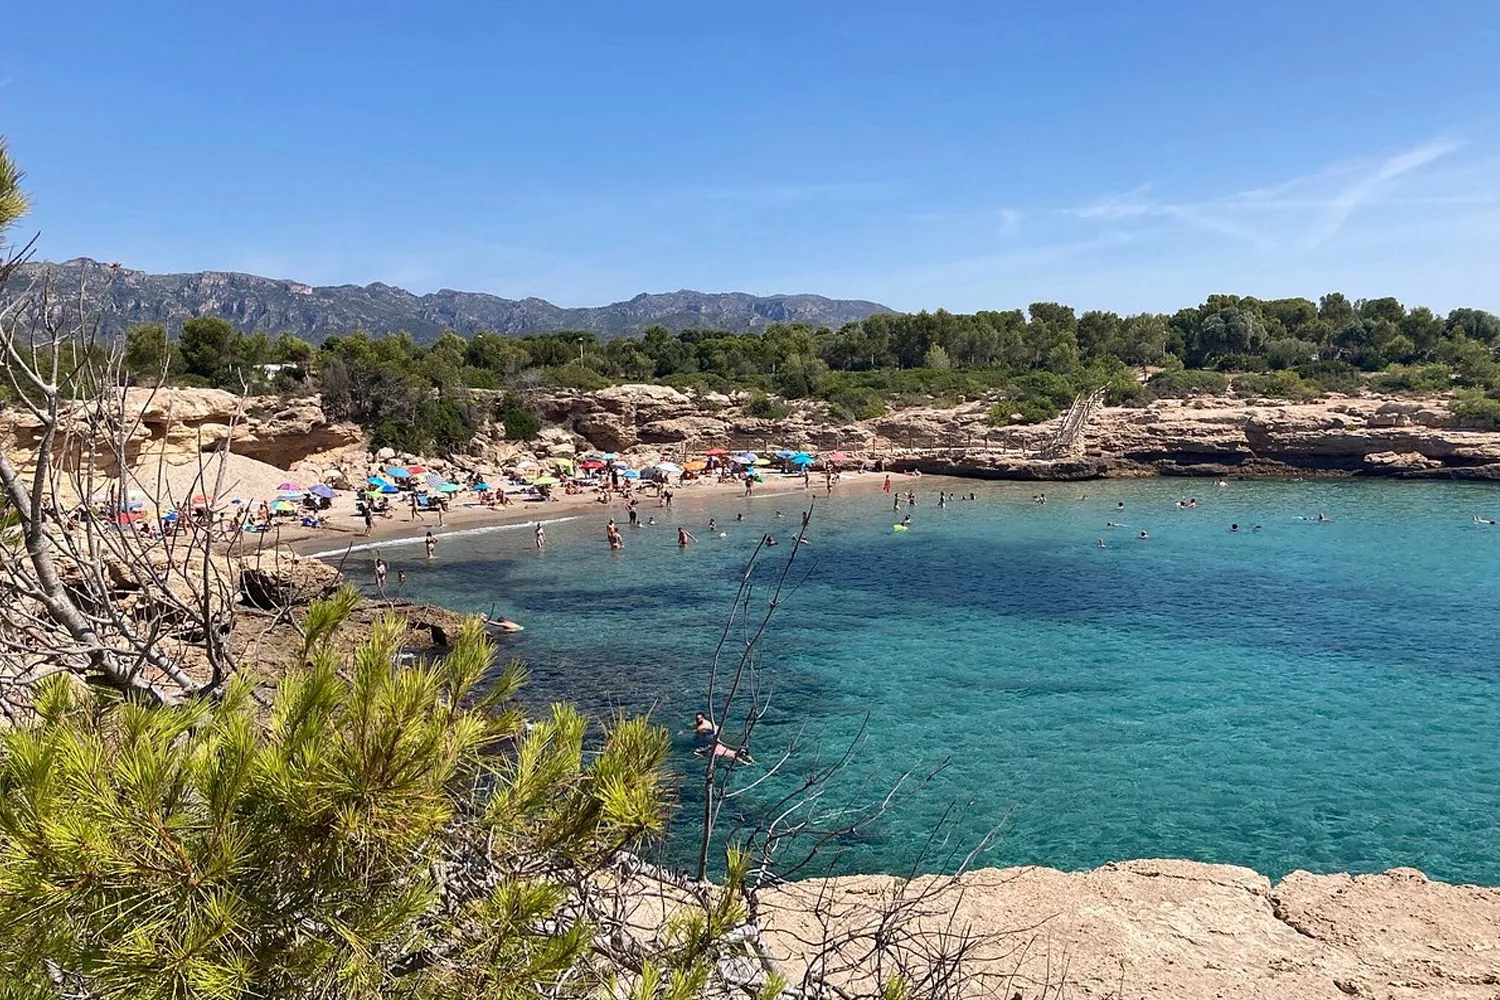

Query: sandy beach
[280,469,901,562]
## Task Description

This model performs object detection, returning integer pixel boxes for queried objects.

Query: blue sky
[3,1,1498,314]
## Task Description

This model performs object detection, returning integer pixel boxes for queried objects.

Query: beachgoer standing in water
[424,530,436,559]
[374,557,388,590]
[678,526,697,547]
[693,712,716,735]
[883,475,891,493]
[535,523,546,549]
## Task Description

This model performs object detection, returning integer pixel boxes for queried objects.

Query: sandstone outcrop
[756,859,1500,999]
[0,388,363,476]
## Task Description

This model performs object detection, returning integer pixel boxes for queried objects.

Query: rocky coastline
[8,384,1500,491]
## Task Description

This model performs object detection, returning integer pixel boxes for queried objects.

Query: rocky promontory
[756,859,1500,999]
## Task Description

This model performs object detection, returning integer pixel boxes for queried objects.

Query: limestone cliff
[757,859,1500,999]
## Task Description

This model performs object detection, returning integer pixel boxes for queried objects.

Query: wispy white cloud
[1302,137,1462,246]
[1066,137,1472,253]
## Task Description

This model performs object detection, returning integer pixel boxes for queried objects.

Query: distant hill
[1,258,893,342]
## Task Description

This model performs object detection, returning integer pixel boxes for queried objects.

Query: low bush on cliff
[1450,388,1500,429]
[744,391,790,419]
[1141,369,1229,400]
[1370,363,1456,393]
[495,390,543,440]
[543,361,612,390]
[1231,370,1320,401]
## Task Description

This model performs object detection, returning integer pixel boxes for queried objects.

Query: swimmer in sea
[901,514,912,527]
[1097,537,1106,548]
[1475,516,1497,525]
[1117,501,1125,510]
[1139,530,1149,539]
[735,512,743,522]
[1106,521,1121,528]
[764,534,778,546]
[1252,524,1263,532]
[678,526,697,546]
[1230,523,1239,532]
[693,712,716,736]
[707,517,716,532]
[647,515,656,525]
[1317,512,1330,522]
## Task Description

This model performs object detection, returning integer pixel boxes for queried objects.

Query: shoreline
[284,470,898,560]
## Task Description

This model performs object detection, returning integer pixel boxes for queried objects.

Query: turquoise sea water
[342,477,1500,884]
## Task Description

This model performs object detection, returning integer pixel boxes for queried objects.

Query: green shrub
[744,392,790,419]
[1294,360,1364,395]
[544,362,611,390]
[826,385,886,422]
[1370,363,1454,393]
[495,391,542,440]
[1143,369,1228,399]
[1231,370,1319,401]
[1450,388,1500,429]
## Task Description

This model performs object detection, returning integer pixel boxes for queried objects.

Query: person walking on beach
[361,506,374,536]
[883,474,891,493]
[374,557,388,591]
[678,526,697,547]
[535,523,546,548]
[424,530,436,560]
[743,477,753,497]
[409,493,423,522]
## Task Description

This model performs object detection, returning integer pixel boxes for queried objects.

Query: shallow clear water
[343,477,1500,884]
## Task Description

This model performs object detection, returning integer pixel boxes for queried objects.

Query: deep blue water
[341,477,1500,884]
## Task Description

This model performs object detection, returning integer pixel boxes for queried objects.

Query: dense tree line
[116,294,1500,451]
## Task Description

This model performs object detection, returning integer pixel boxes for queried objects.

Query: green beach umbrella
[532,476,559,487]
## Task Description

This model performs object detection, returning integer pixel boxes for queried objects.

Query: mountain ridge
[2,257,893,342]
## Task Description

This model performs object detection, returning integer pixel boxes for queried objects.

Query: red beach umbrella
[704,447,730,456]
[406,465,427,475]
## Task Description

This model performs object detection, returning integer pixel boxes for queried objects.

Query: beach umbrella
[116,513,140,526]
[654,461,682,473]
[683,459,707,472]
[753,458,771,466]
[272,500,295,513]
[309,484,336,499]
[734,452,758,464]
[552,457,575,472]
[385,466,411,479]
[828,451,851,463]
[126,501,144,511]
[513,458,540,469]
[601,452,619,460]
[775,450,796,459]
[473,482,491,491]
[437,483,462,493]
[531,476,559,487]
[704,447,729,457]
[790,453,814,466]
[621,469,640,479]
[191,493,213,504]
[277,481,302,492]
[406,465,427,475]
[424,472,447,488]
[579,459,604,470]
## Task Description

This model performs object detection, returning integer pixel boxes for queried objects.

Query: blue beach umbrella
[367,476,389,488]
[385,466,411,479]
[621,469,640,479]
[790,453,814,466]
[380,485,400,494]
[775,450,796,459]
[734,452,758,464]
[309,484,336,499]
[437,483,462,493]
[601,452,619,460]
